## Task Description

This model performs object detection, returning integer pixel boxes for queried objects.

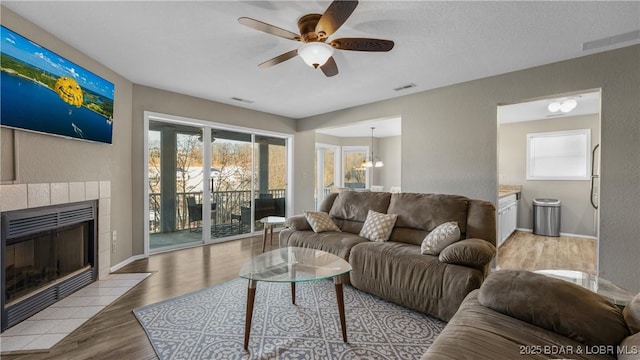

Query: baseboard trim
[515,228,596,240]
[110,254,147,273]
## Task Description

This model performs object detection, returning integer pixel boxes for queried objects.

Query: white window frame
[315,143,341,203]
[526,129,591,181]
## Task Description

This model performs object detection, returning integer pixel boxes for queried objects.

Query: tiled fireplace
[0,182,111,332]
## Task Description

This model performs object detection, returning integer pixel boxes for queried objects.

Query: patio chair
[186,196,216,232]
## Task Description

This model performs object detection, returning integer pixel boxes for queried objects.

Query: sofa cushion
[349,242,485,321]
[623,293,640,334]
[438,238,496,269]
[478,270,629,347]
[329,191,391,222]
[279,229,368,261]
[422,290,615,360]
[359,210,397,242]
[618,332,640,360]
[388,193,469,235]
[304,210,341,233]
[421,221,460,255]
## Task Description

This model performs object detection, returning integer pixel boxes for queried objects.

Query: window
[526,129,591,180]
[342,146,368,189]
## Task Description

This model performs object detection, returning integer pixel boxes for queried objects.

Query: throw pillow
[478,270,629,347]
[421,221,460,255]
[438,238,496,269]
[359,210,398,242]
[303,211,341,233]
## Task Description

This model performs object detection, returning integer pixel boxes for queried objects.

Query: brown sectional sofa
[423,270,640,360]
[279,191,497,321]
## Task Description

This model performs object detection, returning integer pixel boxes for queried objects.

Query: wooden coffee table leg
[291,282,296,304]
[334,275,347,343]
[244,280,257,350]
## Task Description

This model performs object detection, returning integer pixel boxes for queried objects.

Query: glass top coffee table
[239,247,352,350]
[534,269,634,307]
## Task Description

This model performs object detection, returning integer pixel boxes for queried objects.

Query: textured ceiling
[4,1,639,119]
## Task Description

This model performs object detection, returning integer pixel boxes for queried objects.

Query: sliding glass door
[253,135,287,231]
[148,121,204,251]
[147,117,289,253]
[208,130,253,237]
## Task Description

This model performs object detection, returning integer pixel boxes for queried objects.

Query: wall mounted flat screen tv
[1,26,114,144]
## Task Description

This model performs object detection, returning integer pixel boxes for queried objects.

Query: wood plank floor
[497,231,597,275]
[3,234,274,360]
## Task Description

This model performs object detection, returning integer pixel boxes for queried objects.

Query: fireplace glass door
[5,223,90,306]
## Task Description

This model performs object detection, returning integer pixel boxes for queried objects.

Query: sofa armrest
[438,238,496,270]
[285,214,311,231]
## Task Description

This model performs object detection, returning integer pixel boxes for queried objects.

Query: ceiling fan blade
[320,56,339,77]
[331,38,394,52]
[238,17,300,41]
[316,0,359,39]
[258,49,299,68]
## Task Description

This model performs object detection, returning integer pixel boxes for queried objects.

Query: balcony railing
[149,189,285,234]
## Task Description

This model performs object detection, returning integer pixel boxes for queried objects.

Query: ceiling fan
[238,0,394,77]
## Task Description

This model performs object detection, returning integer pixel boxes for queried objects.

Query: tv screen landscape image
[1,26,114,144]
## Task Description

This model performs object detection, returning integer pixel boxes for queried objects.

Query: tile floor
[0,272,151,354]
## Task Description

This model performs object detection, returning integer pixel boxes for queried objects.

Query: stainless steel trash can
[533,198,561,237]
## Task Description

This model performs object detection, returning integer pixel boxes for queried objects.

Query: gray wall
[3,6,638,292]
[376,136,402,191]
[1,7,135,266]
[499,114,600,237]
[297,46,640,292]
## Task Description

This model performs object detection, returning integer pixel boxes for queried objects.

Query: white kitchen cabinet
[498,194,518,247]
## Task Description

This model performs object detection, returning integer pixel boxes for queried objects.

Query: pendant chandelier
[362,127,384,168]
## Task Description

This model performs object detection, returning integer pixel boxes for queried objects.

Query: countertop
[498,185,522,199]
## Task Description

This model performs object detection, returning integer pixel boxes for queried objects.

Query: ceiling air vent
[393,83,416,91]
[582,30,640,51]
[231,97,255,104]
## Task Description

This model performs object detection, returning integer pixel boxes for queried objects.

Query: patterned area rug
[133,278,446,359]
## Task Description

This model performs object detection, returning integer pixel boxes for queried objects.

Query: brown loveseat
[279,191,496,321]
[423,270,640,360]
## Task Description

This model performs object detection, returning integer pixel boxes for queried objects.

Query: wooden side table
[259,216,286,252]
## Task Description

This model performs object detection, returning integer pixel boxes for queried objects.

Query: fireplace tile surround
[0,181,111,281]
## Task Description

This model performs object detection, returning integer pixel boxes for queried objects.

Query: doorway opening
[313,116,402,209]
[496,90,601,275]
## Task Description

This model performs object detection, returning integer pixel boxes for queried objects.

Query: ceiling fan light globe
[547,101,562,112]
[298,42,334,68]
[560,99,578,113]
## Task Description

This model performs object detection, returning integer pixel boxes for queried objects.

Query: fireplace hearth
[1,201,97,332]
